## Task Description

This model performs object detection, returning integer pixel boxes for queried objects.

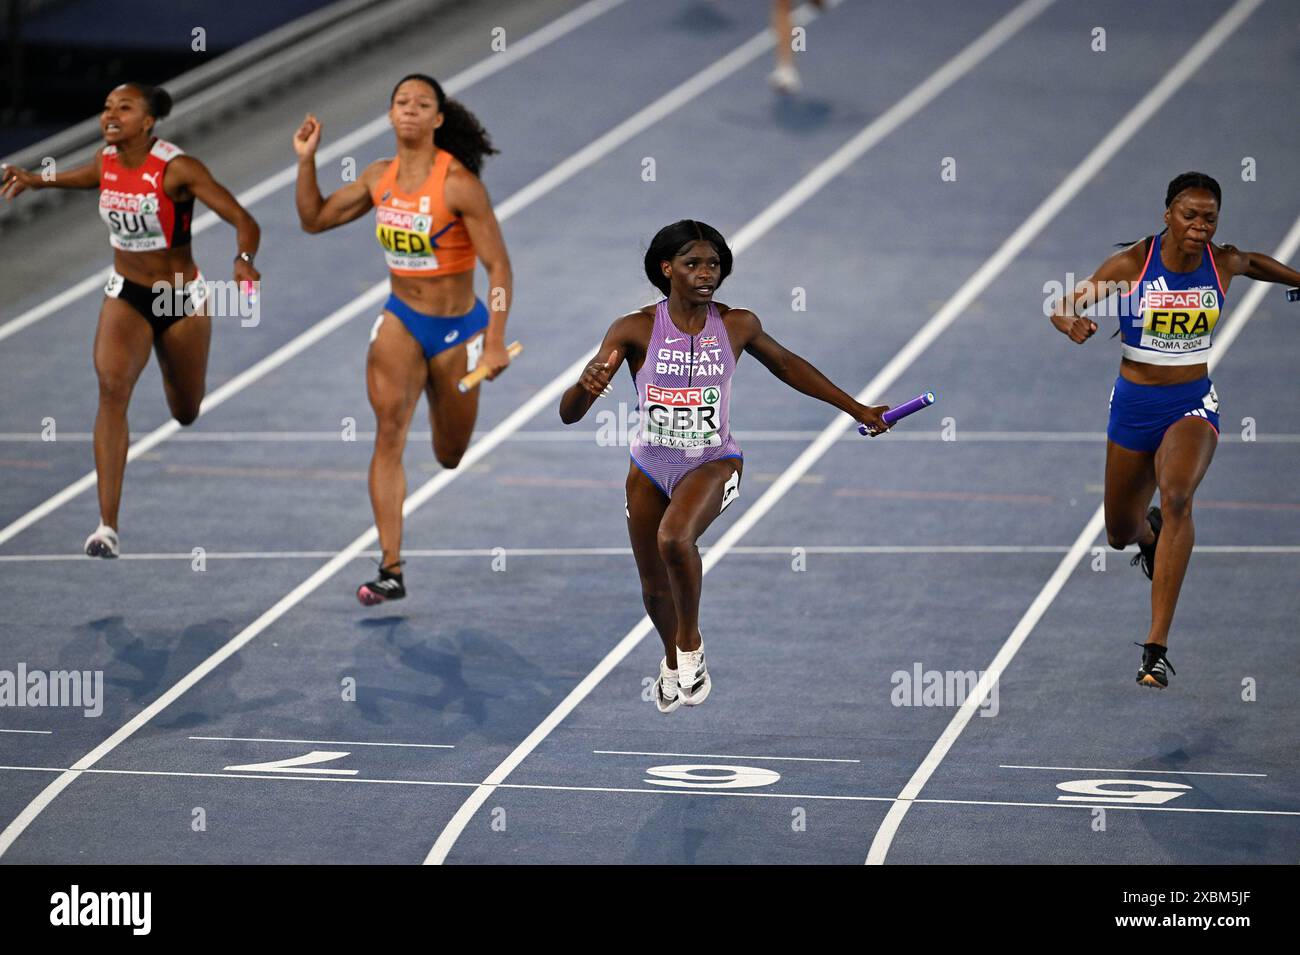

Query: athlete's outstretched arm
[167,155,260,284]
[559,314,640,424]
[733,309,891,435]
[1049,241,1147,344]
[447,167,513,379]
[1213,243,1300,287]
[1,152,101,199]
[293,114,378,233]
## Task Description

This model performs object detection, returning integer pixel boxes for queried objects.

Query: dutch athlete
[560,220,893,711]
[294,74,513,605]
[1050,172,1300,688]
[1,83,261,558]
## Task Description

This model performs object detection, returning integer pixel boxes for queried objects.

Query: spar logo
[646,384,702,406]
[99,189,146,214]
[138,194,158,215]
[375,207,431,233]
[644,385,719,406]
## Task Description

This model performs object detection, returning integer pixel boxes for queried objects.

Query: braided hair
[1164,170,1221,208]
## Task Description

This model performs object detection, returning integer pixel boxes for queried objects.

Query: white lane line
[0,2,849,860]
[863,27,1292,870]
[0,284,382,549]
[902,798,1300,818]
[3,544,1296,563]
[6,428,1299,442]
[422,0,1058,866]
[0,6,806,552]
[0,764,474,788]
[189,735,454,749]
[0,763,1296,821]
[867,210,1300,865]
[999,764,1268,778]
[0,729,53,735]
[0,0,629,344]
[593,750,860,764]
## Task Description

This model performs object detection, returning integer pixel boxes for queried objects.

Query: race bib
[184,275,209,312]
[1139,288,1219,355]
[376,207,441,272]
[99,190,167,251]
[719,468,739,513]
[640,383,722,449]
[466,332,484,371]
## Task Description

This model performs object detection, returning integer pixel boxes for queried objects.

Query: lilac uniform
[629,299,742,499]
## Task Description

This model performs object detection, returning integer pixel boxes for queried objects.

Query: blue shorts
[1107,375,1220,453]
[378,294,489,360]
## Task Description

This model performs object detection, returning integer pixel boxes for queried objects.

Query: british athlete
[561,220,892,711]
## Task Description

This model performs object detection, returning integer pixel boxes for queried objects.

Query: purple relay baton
[858,391,936,435]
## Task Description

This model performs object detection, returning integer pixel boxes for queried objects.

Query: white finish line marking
[190,735,454,750]
[0,763,1295,818]
[2,544,1295,563]
[1001,764,1268,778]
[4,429,1297,442]
[595,750,860,764]
[223,751,357,775]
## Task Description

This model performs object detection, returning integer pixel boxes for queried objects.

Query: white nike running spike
[654,657,681,714]
[84,523,119,559]
[676,643,711,706]
[768,63,801,95]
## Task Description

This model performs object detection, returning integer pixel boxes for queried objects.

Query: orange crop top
[370,150,476,277]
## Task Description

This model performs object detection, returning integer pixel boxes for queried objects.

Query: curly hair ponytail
[391,73,498,177]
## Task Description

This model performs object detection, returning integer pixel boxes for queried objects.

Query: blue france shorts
[374,294,489,361]
[1107,376,1220,453]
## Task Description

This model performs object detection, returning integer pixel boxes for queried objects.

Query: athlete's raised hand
[293,114,323,160]
[580,349,620,398]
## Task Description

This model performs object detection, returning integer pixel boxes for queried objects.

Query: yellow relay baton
[457,340,523,394]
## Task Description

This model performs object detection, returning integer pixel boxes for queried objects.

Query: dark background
[0,0,339,154]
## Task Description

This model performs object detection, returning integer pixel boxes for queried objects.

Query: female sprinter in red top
[294,74,513,605]
[2,82,261,557]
